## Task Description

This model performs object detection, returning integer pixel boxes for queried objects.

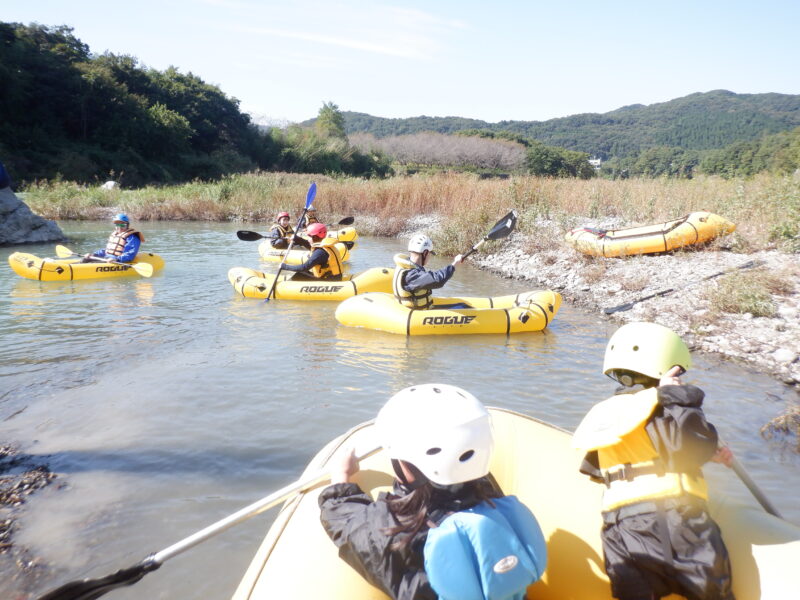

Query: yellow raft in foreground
[232,408,800,600]
[257,227,358,264]
[228,266,393,300]
[335,290,561,335]
[565,211,736,257]
[8,251,164,281]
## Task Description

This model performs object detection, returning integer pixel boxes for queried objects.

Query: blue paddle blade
[305,182,317,209]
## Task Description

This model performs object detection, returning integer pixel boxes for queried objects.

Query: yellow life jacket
[308,240,343,279]
[104,228,143,257]
[271,223,294,239]
[305,210,319,225]
[392,253,433,309]
[573,388,709,512]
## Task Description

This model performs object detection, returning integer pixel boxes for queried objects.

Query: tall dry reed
[22,171,800,253]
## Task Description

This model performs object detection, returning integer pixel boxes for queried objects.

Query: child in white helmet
[573,322,735,600]
[319,384,547,600]
[392,234,464,309]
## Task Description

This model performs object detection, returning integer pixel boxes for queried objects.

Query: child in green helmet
[573,322,735,600]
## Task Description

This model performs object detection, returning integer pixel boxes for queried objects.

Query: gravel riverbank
[472,231,800,387]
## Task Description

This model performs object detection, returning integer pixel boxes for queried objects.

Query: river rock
[0,187,64,246]
[772,348,798,365]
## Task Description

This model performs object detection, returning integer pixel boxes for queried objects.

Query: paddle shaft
[265,217,306,301]
[603,260,762,314]
[721,444,782,518]
[154,445,382,564]
[265,182,317,301]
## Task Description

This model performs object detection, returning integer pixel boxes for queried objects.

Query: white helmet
[375,384,494,486]
[407,234,434,254]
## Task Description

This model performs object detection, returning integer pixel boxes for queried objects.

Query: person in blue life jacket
[392,234,465,310]
[279,222,343,281]
[319,384,547,600]
[268,211,311,250]
[572,322,736,600]
[82,214,145,263]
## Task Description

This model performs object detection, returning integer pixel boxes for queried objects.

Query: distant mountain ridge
[327,91,800,160]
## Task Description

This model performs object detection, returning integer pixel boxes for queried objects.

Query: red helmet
[277,211,290,219]
[306,223,327,238]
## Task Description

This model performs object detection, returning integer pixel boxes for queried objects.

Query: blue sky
[5,0,799,125]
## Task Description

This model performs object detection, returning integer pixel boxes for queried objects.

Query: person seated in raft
[572,322,736,600]
[320,383,547,600]
[279,223,343,281]
[82,214,145,263]
[268,211,311,250]
[393,234,466,309]
[298,205,320,230]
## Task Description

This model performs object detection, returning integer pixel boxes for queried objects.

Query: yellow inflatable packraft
[565,211,735,257]
[8,251,165,281]
[335,290,561,335]
[228,266,393,301]
[231,408,800,600]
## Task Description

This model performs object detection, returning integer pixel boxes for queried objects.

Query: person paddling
[279,223,343,280]
[392,234,464,309]
[573,322,736,600]
[319,383,547,600]
[83,213,144,263]
[268,211,311,250]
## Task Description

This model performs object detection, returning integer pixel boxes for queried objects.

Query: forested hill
[334,91,800,159]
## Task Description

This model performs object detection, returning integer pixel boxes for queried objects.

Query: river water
[1,221,798,599]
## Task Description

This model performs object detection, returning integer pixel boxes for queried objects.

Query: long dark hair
[384,473,500,551]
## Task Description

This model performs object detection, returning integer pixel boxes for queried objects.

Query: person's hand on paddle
[659,365,685,387]
[451,253,464,267]
[330,447,360,484]
[711,445,734,468]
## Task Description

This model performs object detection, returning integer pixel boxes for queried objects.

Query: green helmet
[603,322,691,384]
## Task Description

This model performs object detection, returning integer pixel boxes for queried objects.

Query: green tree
[315,102,347,139]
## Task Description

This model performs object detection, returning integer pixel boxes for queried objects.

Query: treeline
[0,22,389,185]
[600,127,800,179]
[333,90,800,161]
[349,130,595,178]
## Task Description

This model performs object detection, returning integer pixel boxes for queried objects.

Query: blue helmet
[113,213,130,224]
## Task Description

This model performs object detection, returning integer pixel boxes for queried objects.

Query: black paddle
[236,216,354,242]
[603,259,763,315]
[36,445,382,600]
[458,210,518,263]
[265,182,317,302]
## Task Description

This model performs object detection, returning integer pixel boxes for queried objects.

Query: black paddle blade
[486,210,517,240]
[337,216,355,226]
[38,557,160,600]
[236,230,264,241]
